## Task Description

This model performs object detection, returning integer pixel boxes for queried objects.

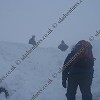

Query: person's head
[32,35,35,38]
[77,40,92,49]
[61,40,65,44]
[72,40,92,52]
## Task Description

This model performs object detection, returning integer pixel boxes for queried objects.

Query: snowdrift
[0,41,100,100]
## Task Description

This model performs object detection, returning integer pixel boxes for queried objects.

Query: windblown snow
[0,40,100,100]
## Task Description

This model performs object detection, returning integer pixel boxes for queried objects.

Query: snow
[0,40,100,100]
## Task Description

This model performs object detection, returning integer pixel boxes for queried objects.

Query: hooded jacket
[62,48,94,81]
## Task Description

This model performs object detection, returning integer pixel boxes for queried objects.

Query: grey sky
[0,0,100,47]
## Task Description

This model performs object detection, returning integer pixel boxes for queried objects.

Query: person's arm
[62,53,72,88]
[62,54,70,80]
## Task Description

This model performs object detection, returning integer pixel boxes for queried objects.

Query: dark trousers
[66,75,93,100]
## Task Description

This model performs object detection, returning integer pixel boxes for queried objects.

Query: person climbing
[58,40,69,51]
[62,40,95,100]
[29,35,36,45]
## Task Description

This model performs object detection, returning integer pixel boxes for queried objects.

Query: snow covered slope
[0,41,100,100]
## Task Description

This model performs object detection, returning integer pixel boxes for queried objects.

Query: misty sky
[0,0,100,47]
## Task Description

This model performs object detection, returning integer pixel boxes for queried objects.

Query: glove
[62,80,66,88]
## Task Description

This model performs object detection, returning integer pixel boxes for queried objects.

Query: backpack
[72,40,94,68]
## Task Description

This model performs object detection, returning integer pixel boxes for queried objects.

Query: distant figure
[62,40,95,100]
[58,40,69,51]
[29,35,36,45]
